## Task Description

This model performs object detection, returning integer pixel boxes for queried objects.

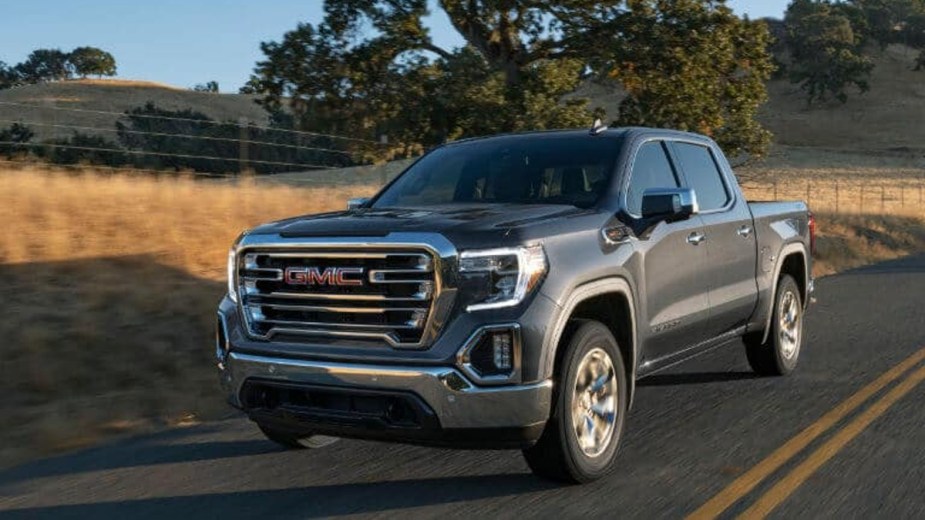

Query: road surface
[2,255,925,519]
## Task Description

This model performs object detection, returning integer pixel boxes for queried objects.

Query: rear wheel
[257,424,339,450]
[745,274,803,376]
[522,320,627,483]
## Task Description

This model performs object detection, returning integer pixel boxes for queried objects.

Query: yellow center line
[739,362,925,519]
[687,346,925,520]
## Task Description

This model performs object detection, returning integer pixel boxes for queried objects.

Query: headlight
[227,247,238,303]
[459,245,547,311]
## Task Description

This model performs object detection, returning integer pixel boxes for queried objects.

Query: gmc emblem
[284,267,365,286]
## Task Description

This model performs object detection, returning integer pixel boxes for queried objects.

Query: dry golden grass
[0,165,374,468]
[0,163,922,469]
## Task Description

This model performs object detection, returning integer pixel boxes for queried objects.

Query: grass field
[1,164,923,469]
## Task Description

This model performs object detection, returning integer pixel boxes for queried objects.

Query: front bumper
[220,352,552,447]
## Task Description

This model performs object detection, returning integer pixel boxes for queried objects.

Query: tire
[745,274,803,376]
[522,320,628,483]
[257,424,340,450]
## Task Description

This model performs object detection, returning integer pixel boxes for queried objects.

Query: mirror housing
[347,197,370,210]
[640,188,698,224]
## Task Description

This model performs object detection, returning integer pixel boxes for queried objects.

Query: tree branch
[421,42,454,60]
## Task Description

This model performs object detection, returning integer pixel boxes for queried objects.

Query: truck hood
[247,204,597,247]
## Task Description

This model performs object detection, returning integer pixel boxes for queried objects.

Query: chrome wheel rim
[778,289,801,360]
[571,347,618,458]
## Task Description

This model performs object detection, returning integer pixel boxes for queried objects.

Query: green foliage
[38,132,126,166]
[193,81,219,93]
[0,61,20,90]
[14,49,73,83]
[248,1,619,160]
[599,0,774,158]
[0,122,34,157]
[248,1,774,161]
[786,0,874,104]
[1,46,118,88]
[69,47,117,78]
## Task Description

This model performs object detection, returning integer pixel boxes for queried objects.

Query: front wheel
[745,274,804,376]
[257,423,340,450]
[522,320,627,483]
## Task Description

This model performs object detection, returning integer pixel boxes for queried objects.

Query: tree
[68,47,117,78]
[786,0,874,104]
[14,49,73,82]
[0,61,21,90]
[0,122,34,157]
[247,1,614,159]
[599,1,775,157]
[193,81,219,93]
[248,1,775,161]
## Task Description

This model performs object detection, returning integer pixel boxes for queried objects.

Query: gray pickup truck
[216,126,814,482]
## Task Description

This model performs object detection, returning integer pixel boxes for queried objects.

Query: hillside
[3,46,925,168]
[573,44,925,163]
[0,79,269,143]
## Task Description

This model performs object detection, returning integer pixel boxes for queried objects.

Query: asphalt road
[2,255,925,519]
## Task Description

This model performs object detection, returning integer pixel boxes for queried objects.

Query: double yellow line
[688,347,925,520]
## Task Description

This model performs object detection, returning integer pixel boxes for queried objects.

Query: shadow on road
[0,473,560,519]
[0,425,278,485]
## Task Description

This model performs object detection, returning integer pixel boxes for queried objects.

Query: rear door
[669,141,758,338]
[626,140,713,366]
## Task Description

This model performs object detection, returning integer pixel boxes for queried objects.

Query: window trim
[621,138,682,219]
[666,139,737,215]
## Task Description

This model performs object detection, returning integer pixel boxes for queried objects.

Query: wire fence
[740,178,925,217]
[0,101,392,177]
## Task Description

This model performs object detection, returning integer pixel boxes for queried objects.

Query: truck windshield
[372,134,621,209]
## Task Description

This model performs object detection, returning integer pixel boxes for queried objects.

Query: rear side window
[626,141,679,215]
[673,142,730,211]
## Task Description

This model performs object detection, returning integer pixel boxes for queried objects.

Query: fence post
[835,180,840,214]
[859,184,864,215]
[881,185,885,213]
[806,180,811,206]
[238,117,249,175]
[773,180,778,200]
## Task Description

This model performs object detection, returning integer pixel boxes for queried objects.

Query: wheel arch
[760,244,809,345]
[541,278,638,407]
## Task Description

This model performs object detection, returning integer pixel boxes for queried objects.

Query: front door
[623,140,713,367]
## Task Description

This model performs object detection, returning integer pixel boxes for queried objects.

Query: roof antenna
[590,118,608,136]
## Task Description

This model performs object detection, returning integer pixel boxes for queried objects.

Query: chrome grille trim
[234,233,458,349]
[255,291,430,302]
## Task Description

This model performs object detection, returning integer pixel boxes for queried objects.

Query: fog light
[457,325,521,384]
[492,332,513,370]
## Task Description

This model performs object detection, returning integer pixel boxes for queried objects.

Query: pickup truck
[216,126,814,483]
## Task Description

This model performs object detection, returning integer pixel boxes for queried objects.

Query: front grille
[237,248,439,347]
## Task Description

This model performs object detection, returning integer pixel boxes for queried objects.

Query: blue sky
[0,1,790,93]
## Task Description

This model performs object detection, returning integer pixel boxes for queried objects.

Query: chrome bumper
[220,352,552,429]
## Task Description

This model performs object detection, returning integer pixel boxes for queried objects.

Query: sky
[0,1,791,93]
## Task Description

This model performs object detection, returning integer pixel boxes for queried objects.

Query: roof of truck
[446,126,713,147]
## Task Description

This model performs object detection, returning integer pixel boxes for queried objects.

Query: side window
[673,142,730,211]
[626,141,679,216]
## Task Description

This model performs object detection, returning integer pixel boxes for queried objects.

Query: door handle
[687,232,706,245]
[737,225,753,238]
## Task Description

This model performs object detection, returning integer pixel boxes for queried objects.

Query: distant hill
[0,79,270,143]
[574,44,925,157]
[3,45,925,164]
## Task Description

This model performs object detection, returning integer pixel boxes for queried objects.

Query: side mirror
[641,188,698,224]
[347,197,370,210]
